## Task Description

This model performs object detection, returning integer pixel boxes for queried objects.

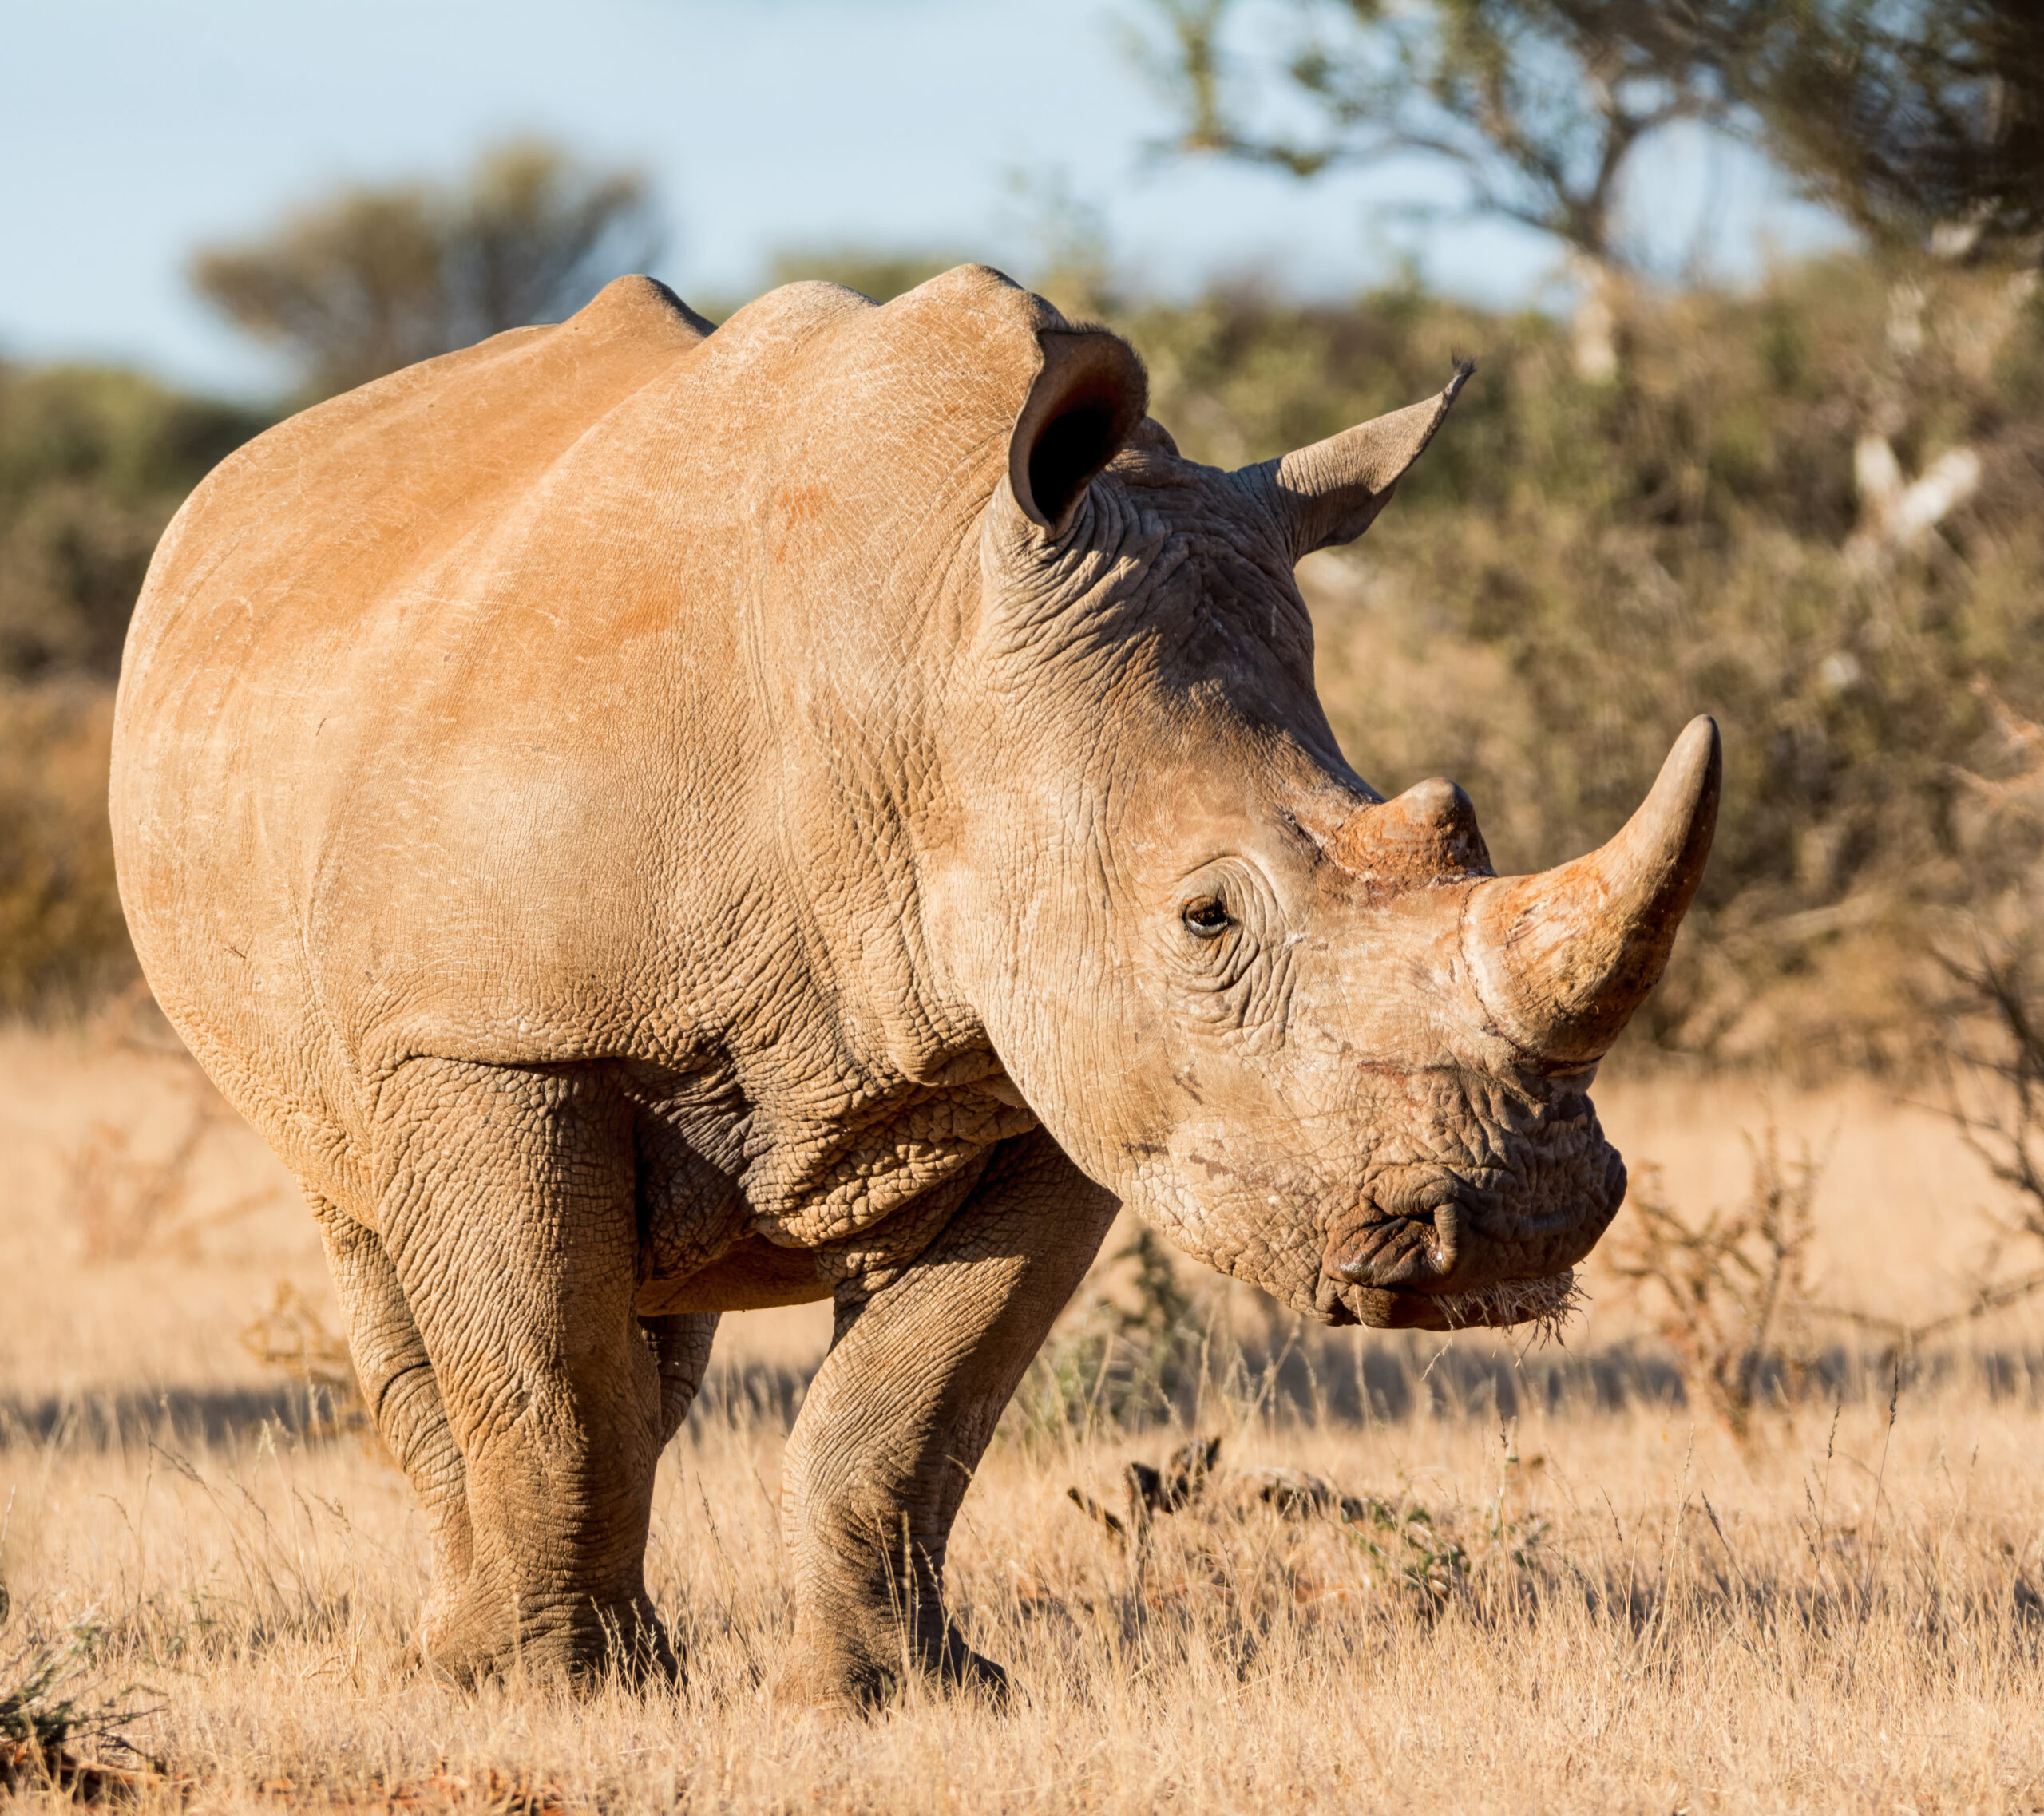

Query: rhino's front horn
[1251,362,1472,559]
[1463,717,1721,1067]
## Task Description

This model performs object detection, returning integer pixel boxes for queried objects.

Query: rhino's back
[112,263,1056,1212]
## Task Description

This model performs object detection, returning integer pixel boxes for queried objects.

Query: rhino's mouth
[1328,1268,1584,1338]
[1428,1269,1584,1337]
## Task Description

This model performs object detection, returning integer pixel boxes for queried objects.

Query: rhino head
[925,314,1718,1331]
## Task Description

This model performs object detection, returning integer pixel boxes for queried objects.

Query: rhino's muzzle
[1321,1139,1622,1330]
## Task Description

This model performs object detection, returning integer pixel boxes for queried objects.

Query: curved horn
[1250,362,1472,560]
[1463,717,1721,1066]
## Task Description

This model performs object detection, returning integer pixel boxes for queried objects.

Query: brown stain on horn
[1463,717,1721,1067]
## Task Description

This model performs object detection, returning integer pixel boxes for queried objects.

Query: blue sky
[1,0,1849,396]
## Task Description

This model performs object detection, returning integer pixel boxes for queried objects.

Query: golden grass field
[6,1015,2044,1813]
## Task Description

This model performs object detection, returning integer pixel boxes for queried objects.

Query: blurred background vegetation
[5,0,2044,1078]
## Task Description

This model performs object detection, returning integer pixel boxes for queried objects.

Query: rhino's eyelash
[1182,899,1231,938]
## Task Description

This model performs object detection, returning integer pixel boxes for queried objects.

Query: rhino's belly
[636,1141,1003,1316]
[743,1094,1040,1249]
[633,1093,1038,1315]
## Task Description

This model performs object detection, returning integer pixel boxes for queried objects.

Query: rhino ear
[1008,329,1147,536]
[1252,362,1472,560]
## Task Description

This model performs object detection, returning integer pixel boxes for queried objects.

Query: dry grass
[6,1029,2044,1812]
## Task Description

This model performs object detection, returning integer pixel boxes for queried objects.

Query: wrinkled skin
[110,266,1714,1706]
[943,441,1634,1334]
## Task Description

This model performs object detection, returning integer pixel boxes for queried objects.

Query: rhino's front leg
[776,1128,1118,1709]
[374,1057,675,1686]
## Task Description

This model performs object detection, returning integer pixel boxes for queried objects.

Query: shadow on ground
[1171,1335,2044,1426]
[7,1343,2044,1453]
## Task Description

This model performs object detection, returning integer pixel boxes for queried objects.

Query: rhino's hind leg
[644,1312,721,1447]
[374,1058,671,1687]
[776,1129,1119,1710]
[310,1197,474,1642]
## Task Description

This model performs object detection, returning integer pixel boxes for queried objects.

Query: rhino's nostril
[1332,1214,1440,1287]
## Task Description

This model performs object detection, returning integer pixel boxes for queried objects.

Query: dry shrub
[1019,1224,1206,1436]
[1612,958,2044,1412]
[0,1627,156,1800]
[1932,935,2044,1324]
[1066,1432,1547,1620]
[60,1046,280,1264]
[0,358,267,683]
[1611,1125,1826,1438]
[0,682,133,1015]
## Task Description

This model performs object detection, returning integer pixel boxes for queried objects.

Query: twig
[1846,1366,1902,1689]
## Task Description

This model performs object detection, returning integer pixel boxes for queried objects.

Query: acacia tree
[192,140,663,400]
[1731,0,2044,259]
[1142,0,1776,376]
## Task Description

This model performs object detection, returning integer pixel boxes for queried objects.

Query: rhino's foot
[774,1620,1009,1714]
[417,1588,678,1691]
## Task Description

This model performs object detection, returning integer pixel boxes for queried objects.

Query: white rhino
[110,266,1717,1703]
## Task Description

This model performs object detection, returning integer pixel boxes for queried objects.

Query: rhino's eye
[1182,899,1231,939]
